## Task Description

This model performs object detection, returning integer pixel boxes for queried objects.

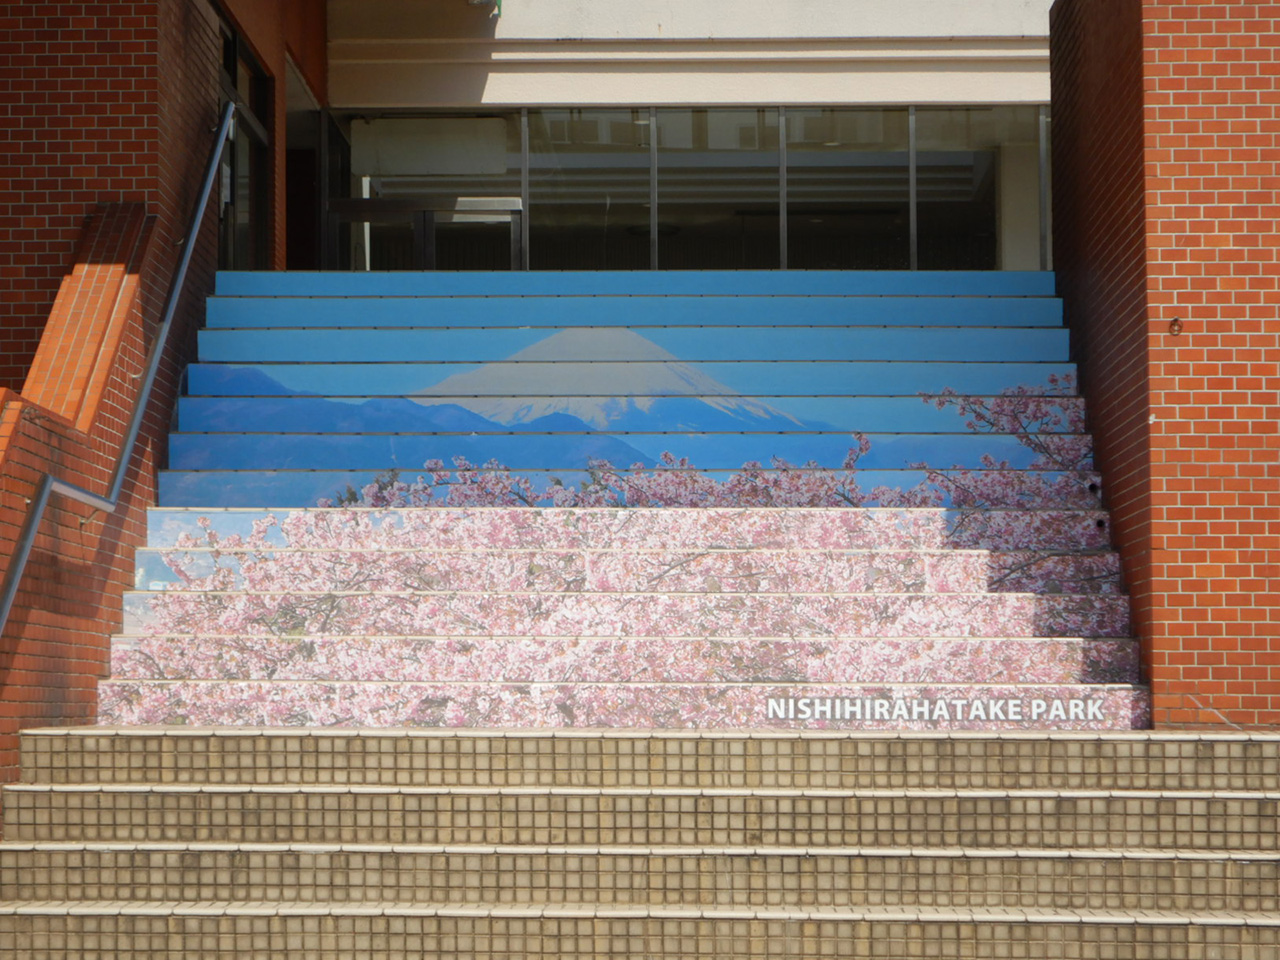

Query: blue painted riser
[215,270,1057,298]
[205,296,1063,329]
[196,327,1069,363]
[176,396,1086,435]
[164,270,1078,508]
[167,431,1085,472]
[158,468,1098,510]
[186,362,1076,398]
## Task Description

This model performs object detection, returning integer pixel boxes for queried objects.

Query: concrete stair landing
[1,728,1278,958]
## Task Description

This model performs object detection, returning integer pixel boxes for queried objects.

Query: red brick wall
[1141,1,1280,726]
[0,204,161,797]
[0,0,326,391]
[0,1,224,796]
[1052,0,1280,726]
[0,0,330,799]
[0,3,161,391]
[1049,0,1154,681]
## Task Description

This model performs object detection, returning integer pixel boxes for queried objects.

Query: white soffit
[328,0,1052,109]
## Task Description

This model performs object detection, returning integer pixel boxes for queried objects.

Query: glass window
[915,106,1041,271]
[786,108,910,270]
[348,114,522,270]
[655,108,780,270]
[528,109,651,270]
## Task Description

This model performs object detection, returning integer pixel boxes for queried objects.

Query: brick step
[1,844,1277,910]
[132,548,1122,596]
[0,907,1275,959]
[32,730,1276,789]
[96,681,1149,729]
[109,635,1139,685]
[16,784,1268,848]
[120,591,1131,638]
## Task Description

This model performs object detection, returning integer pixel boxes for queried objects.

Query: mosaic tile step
[1,911,1277,960]
[110,635,1140,685]
[133,548,1122,596]
[95,681,1151,730]
[2,844,1276,911]
[144,507,1116,554]
[25,781,1280,850]
[23,729,1280,790]
[120,591,1131,639]
[0,911,1269,957]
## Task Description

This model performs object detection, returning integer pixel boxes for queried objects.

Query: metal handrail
[0,101,236,635]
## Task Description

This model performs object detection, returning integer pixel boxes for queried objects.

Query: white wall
[328,0,1053,109]
[332,0,1053,42]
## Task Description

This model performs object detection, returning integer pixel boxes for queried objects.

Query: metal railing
[0,101,236,636]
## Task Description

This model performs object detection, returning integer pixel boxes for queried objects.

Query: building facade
[0,0,1276,781]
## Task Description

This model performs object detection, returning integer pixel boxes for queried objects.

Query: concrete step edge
[3,842,1278,861]
[26,726,1272,741]
[7,785,1274,800]
[0,901,1276,925]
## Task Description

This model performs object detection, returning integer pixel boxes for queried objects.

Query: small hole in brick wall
[1088,482,1100,495]
[1096,519,1107,529]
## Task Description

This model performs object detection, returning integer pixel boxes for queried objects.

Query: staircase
[3,728,1278,957]
[99,269,1146,728]
[4,270,1274,957]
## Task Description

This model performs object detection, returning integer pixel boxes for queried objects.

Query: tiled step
[176,394,1087,436]
[186,359,1078,397]
[5,785,1277,848]
[95,681,1149,729]
[110,635,1139,685]
[142,507,1117,553]
[120,590,1130,638]
[204,294,1065,329]
[1,907,1276,960]
[165,431,1091,472]
[23,730,1280,790]
[131,547,1122,596]
[2,843,1276,910]
[213,269,1060,297]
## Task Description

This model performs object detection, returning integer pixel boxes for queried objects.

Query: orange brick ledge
[0,204,165,805]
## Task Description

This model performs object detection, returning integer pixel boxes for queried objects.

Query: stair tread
[6,840,1278,859]
[2,900,1276,924]
[13,784,1265,799]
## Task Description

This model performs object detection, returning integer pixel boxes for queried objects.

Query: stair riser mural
[205,295,1065,329]
[105,271,1148,731]
[111,636,1139,685]
[133,548,1122,595]
[121,591,1129,639]
[97,681,1150,729]
[146,508,1116,553]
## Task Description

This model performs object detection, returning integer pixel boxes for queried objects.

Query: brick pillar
[1052,0,1280,726]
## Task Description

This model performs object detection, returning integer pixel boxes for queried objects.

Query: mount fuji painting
[176,325,1082,478]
